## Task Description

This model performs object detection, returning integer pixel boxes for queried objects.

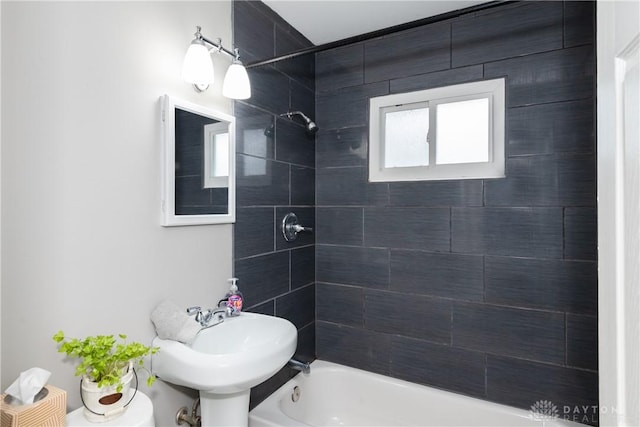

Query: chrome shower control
[282,212,313,242]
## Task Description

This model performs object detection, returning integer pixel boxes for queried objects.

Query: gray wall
[232,0,316,409]
[315,1,598,423]
[1,2,234,424]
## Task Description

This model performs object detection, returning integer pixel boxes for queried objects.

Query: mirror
[161,95,235,226]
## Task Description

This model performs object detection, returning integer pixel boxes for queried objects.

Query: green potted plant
[53,331,158,422]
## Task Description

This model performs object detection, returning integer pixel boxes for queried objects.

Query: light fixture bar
[197,30,239,61]
[246,0,513,69]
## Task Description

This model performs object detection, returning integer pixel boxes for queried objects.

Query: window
[369,78,505,182]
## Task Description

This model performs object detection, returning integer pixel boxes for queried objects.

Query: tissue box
[1,385,66,427]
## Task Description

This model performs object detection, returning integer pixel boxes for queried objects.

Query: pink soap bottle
[225,278,244,315]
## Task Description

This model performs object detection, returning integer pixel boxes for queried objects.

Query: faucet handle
[186,306,202,315]
[200,308,214,324]
[282,212,313,242]
[292,224,313,233]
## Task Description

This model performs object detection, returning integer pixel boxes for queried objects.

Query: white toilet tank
[66,391,155,427]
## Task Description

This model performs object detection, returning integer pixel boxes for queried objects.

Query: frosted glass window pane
[211,133,229,177]
[384,107,429,168]
[436,98,489,165]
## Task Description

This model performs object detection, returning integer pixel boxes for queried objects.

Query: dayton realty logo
[529,400,559,421]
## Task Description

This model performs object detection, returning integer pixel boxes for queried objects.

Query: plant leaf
[53,330,157,389]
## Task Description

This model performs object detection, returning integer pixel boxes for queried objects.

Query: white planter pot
[81,362,135,423]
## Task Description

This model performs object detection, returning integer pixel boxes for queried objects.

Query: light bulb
[182,39,213,88]
[222,60,251,100]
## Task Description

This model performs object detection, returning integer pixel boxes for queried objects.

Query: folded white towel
[151,300,201,344]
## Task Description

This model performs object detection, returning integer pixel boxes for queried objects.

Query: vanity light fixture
[182,26,251,100]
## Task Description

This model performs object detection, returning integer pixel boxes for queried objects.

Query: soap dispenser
[225,278,243,316]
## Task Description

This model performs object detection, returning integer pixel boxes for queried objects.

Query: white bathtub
[249,360,584,427]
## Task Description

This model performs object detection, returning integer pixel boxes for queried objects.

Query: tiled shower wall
[232,0,316,408]
[315,1,598,423]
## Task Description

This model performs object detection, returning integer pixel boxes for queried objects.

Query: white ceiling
[262,1,488,45]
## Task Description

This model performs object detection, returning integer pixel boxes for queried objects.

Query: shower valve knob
[282,212,313,242]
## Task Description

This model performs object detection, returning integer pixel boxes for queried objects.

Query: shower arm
[281,111,310,122]
[279,111,318,134]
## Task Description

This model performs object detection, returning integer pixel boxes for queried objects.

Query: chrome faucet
[288,358,311,374]
[187,306,231,328]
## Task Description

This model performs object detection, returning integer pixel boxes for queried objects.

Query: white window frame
[369,78,505,182]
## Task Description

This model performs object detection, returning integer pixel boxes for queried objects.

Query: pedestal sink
[151,312,297,427]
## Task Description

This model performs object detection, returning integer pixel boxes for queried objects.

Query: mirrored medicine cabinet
[160,95,236,226]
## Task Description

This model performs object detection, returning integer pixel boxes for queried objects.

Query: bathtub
[249,360,584,427]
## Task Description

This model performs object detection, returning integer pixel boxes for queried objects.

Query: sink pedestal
[200,390,250,427]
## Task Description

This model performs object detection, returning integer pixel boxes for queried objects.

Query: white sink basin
[152,312,297,393]
[152,312,297,426]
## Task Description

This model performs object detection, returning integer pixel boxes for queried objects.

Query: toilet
[66,391,155,426]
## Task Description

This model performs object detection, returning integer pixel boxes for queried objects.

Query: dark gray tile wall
[390,251,484,301]
[451,207,564,257]
[236,0,597,421]
[391,335,486,397]
[451,2,563,67]
[233,0,316,410]
[315,1,597,423]
[487,356,598,425]
[365,23,451,82]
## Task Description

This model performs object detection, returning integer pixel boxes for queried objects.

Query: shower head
[280,111,319,134]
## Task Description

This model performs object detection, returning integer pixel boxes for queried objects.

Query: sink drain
[291,386,301,402]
